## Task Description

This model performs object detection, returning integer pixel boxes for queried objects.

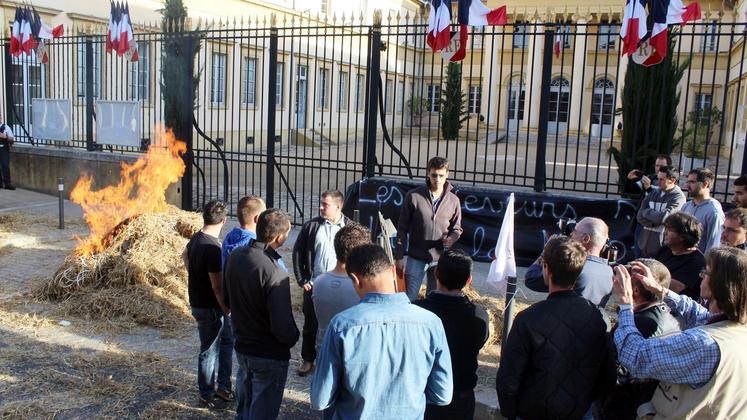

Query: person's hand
[302,282,313,292]
[628,261,665,297]
[627,170,640,180]
[395,259,404,278]
[612,265,634,305]
[641,175,652,190]
[442,235,455,248]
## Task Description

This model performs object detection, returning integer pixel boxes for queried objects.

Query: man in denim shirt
[311,244,453,419]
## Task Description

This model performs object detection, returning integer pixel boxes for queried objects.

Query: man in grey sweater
[637,166,686,257]
[681,167,724,254]
[395,156,463,301]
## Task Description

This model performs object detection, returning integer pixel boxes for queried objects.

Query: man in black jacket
[224,208,299,420]
[292,190,350,376]
[414,249,489,420]
[496,236,615,420]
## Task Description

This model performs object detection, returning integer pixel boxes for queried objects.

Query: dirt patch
[0,322,221,419]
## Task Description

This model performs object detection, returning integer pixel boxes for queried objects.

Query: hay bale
[37,206,202,329]
[464,286,530,346]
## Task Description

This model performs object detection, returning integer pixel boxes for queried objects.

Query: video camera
[557,217,577,236]
[556,217,622,265]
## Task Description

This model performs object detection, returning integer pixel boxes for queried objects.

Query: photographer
[0,123,15,190]
[624,155,671,197]
[596,259,680,419]
[637,166,686,257]
[525,217,613,307]
[612,247,747,418]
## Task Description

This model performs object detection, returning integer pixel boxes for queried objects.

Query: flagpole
[501,275,517,345]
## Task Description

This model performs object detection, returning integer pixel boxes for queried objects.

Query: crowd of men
[184,155,747,419]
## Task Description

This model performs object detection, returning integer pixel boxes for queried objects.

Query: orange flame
[71,129,187,256]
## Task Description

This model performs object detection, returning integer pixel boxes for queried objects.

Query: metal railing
[4,13,747,222]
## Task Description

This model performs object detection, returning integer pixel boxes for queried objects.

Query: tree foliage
[440,62,468,141]
[609,31,690,195]
[160,0,201,137]
[675,106,721,159]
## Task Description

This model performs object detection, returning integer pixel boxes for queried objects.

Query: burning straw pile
[39,207,201,328]
[37,130,200,330]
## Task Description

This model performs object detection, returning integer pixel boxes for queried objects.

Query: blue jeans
[235,353,289,420]
[192,307,234,400]
[404,257,437,301]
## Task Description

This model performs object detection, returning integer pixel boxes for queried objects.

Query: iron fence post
[533,25,554,192]
[363,11,382,179]
[267,16,279,208]
[180,35,196,211]
[58,177,65,229]
[85,38,95,151]
[4,43,11,128]
[501,276,517,353]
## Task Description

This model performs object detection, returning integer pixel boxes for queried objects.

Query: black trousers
[301,289,318,362]
[424,389,476,420]
[0,146,10,187]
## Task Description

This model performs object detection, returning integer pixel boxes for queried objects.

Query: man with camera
[596,259,681,419]
[524,217,613,307]
[624,154,672,197]
[637,166,686,257]
[612,247,747,418]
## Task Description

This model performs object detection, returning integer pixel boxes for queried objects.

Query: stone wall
[8,145,182,206]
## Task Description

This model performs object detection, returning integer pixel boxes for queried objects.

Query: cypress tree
[160,0,200,136]
[609,30,689,195]
[440,62,467,141]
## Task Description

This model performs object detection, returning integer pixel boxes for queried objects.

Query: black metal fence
[5,12,747,223]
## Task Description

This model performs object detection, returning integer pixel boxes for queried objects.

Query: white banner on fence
[32,98,72,142]
[95,100,142,147]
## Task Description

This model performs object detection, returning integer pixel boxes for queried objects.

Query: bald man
[525,217,614,307]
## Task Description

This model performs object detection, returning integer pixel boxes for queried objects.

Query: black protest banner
[344,177,638,266]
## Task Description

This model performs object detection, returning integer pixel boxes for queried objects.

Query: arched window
[507,76,526,131]
[549,77,570,132]
[550,77,570,88]
[592,78,615,137]
[593,78,614,90]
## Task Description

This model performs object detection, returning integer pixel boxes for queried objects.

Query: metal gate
[6,11,747,224]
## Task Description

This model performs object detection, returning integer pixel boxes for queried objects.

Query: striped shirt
[614,291,721,388]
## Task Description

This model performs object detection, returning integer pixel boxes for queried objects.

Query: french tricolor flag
[19,8,36,56]
[427,0,452,52]
[620,0,648,56]
[10,7,21,56]
[647,0,701,64]
[106,1,120,54]
[554,29,562,58]
[458,0,507,27]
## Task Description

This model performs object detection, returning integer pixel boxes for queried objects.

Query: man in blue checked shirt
[311,243,453,419]
[612,246,747,418]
